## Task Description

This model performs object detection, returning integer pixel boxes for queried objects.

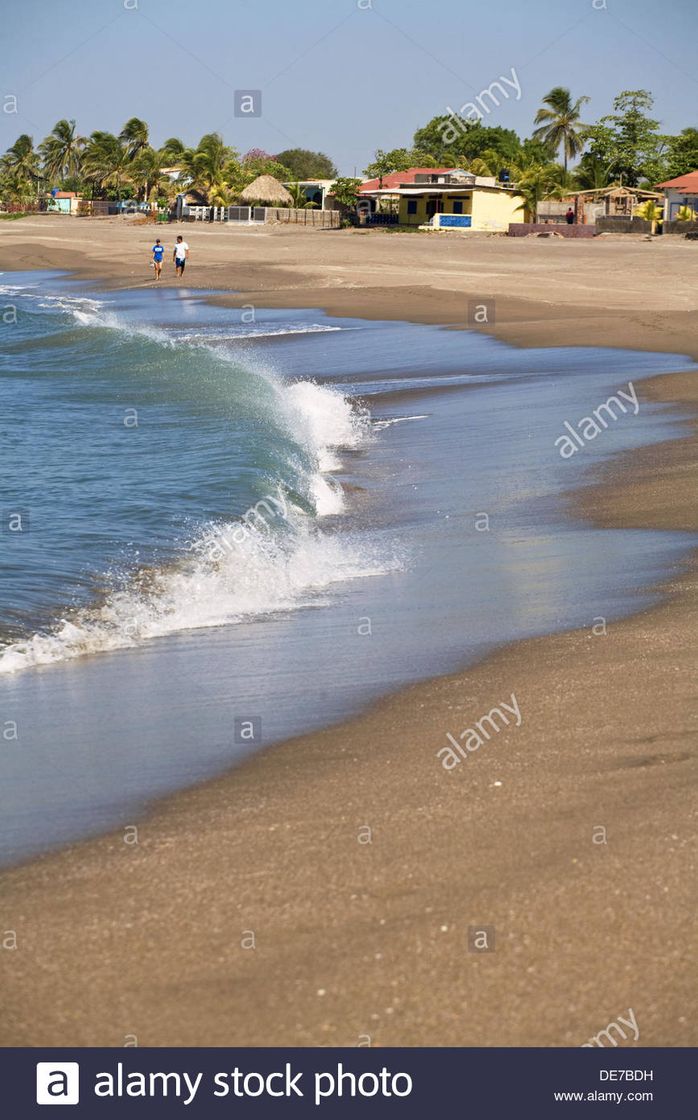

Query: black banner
[4,1047,691,1117]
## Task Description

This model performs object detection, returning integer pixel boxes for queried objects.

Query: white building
[657,170,698,221]
[282,180,337,210]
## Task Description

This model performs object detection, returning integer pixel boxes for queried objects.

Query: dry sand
[0,218,696,1046]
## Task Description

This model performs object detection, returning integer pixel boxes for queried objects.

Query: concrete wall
[471,190,523,232]
[508,223,597,238]
[664,219,698,235]
[537,201,568,222]
[595,217,652,234]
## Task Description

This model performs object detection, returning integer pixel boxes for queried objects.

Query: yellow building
[362,172,524,232]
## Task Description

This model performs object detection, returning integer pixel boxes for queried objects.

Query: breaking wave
[0,293,401,673]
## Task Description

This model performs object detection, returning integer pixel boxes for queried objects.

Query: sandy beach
[3,215,698,357]
[0,218,696,1047]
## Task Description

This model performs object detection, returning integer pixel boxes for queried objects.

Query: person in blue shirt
[151,238,165,279]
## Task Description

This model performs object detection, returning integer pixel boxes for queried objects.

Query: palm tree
[1,134,40,183]
[206,176,235,207]
[574,152,614,190]
[180,133,238,202]
[82,132,134,196]
[533,87,590,172]
[286,182,318,209]
[0,166,38,208]
[513,164,561,222]
[0,134,41,204]
[160,136,186,164]
[119,117,149,161]
[130,146,163,201]
[159,136,188,190]
[634,199,663,236]
[454,156,494,177]
[39,119,84,183]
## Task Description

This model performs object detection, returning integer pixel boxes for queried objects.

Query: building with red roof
[358,168,455,193]
[358,168,523,232]
[656,170,698,192]
[656,170,698,222]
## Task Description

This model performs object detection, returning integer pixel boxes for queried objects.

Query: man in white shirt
[173,235,189,277]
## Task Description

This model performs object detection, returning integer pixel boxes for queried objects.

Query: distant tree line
[0,118,337,209]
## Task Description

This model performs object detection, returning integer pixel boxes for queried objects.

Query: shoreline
[0,222,697,1045]
[2,217,698,360]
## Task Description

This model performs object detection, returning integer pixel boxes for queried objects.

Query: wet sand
[0,218,696,1046]
[2,215,698,359]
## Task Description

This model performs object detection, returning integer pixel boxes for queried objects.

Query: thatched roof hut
[240,175,293,206]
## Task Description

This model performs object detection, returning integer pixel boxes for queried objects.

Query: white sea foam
[0,509,400,673]
[0,281,39,294]
[177,324,346,341]
[372,414,429,430]
[38,295,103,312]
[283,379,368,472]
[70,302,171,343]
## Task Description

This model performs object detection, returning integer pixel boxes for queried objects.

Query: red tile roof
[54,191,77,198]
[656,170,698,191]
[359,167,455,193]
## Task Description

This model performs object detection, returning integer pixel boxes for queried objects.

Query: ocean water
[1,272,696,864]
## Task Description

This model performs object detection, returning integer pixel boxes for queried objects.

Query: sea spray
[0,510,399,673]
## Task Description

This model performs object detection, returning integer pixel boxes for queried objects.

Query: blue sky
[1,0,696,174]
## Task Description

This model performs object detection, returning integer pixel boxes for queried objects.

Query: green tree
[1,134,40,187]
[82,132,134,197]
[180,133,240,202]
[408,151,440,168]
[454,155,495,176]
[412,117,522,166]
[119,117,150,161]
[286,182,318,208]
[574,150,614,189]
[160,137,187,165]
[130,146,166,201]
[664,127,698,179]
[586,90,667,186]
[364,148,413,181]
[520,136,557,165]
[274,148,336,179]
[206,176,235,206]
[39,119,84,184]
[330,177,361,211]
[533,86,590,172]
[0,167,38,208]
[237,150,292,188]
[634,198,663,234]
[514,163,562,222]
